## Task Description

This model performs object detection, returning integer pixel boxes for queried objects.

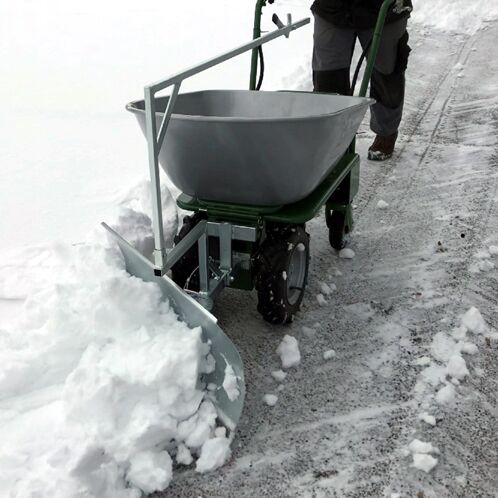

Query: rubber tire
[170,212,205,291]
[326,210,350,250]
[255,224,310,325]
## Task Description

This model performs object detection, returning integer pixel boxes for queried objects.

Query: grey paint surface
[127,90,372,206]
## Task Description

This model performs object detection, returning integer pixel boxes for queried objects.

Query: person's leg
[358,19,411,160]
[312,14,356,95]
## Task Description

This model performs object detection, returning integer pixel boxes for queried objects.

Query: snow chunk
[263,394,278,406]
[412,453,438,473]
[339,248,355,259]
[460,342,478,355]
[323,349,336,360]
[127,451,172,493]
[461,307,488,334]
[276,335,301,369]
[447,354,469,380]
[195,436,231,473]
[436,384,456,404]
[271,370,287,382]
[223,363,240,402]
[414,356,431,366]
[489,245,498,256]
[176,444,193,466]
[316,293,327,306]
[377,200,389,209]
[320,282,336,295]
[452,325,467,341]
[421,364,447,387]
[408,439,438,455]
[418,412,436,426]
[431,332,457,363]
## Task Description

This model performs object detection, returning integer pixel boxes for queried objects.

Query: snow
[316,293,327,306]
[323,350,337,360]
[436,384,457,405]
[408,439,438,455]
[320,282,336,295]
[176,444,194,466]
[446,354,469,381]
[414,356,432,366]
[430,332,458,363]
[418,412,436,426]
[223,363,240,402]
[276,335,301,369]
[195,436,232,473]
[376,200,389,209]
[127,451,172,493]
[412,453,438,473]
[461,307,488,335]
[271,370,288,382]
[338,248,355,259]
[0,196,233,496]
[460,342,478,355]
[263,394,279,407]
[412,0,498,34]
[408,439,439,473]
[2,0,498,495]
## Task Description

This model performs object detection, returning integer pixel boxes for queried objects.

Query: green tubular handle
[358,0,396,97]
[250,0,267,90]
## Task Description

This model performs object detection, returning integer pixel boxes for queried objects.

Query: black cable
[256,45,265,90]
[351,37,372,96]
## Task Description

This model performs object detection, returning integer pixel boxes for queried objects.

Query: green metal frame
[177,153,359,226]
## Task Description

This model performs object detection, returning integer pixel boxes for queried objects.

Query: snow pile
[0,192,233,497]
[412,0,498,34]
[276,335,301,369]
[113,180,179,257]
[376,200,389,210]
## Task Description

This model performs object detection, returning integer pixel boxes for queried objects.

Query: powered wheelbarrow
[103,0,395,432]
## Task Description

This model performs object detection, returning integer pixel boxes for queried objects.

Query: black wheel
[255,224,310,325]
[170,212,205,291]
[326,205,353,250]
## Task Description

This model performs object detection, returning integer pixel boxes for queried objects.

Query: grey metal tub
[127,90,373,206]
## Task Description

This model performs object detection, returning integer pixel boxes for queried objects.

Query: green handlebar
[250,0,267,90]
[358,0,396,97]
[250,0,395,94]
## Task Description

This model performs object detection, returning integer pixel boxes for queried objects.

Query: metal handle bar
[143,17,310,273]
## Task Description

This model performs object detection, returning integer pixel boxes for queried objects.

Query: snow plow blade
[102,223,245,432]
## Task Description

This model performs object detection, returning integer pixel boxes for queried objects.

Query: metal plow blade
[102,223,245,432]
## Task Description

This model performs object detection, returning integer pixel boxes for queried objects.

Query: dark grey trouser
[312,14,411,137]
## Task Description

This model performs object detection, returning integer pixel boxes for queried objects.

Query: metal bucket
[127,90,372,206]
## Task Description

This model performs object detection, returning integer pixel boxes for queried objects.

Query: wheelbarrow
[103,0,395,433]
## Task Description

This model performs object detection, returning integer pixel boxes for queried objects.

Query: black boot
[368,132,398,161]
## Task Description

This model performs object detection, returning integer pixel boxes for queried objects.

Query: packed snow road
[160,22,498,498]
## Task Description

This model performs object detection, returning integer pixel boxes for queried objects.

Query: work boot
[368,132,398,161]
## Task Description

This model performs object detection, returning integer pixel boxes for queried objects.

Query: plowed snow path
[162,23,498,498]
